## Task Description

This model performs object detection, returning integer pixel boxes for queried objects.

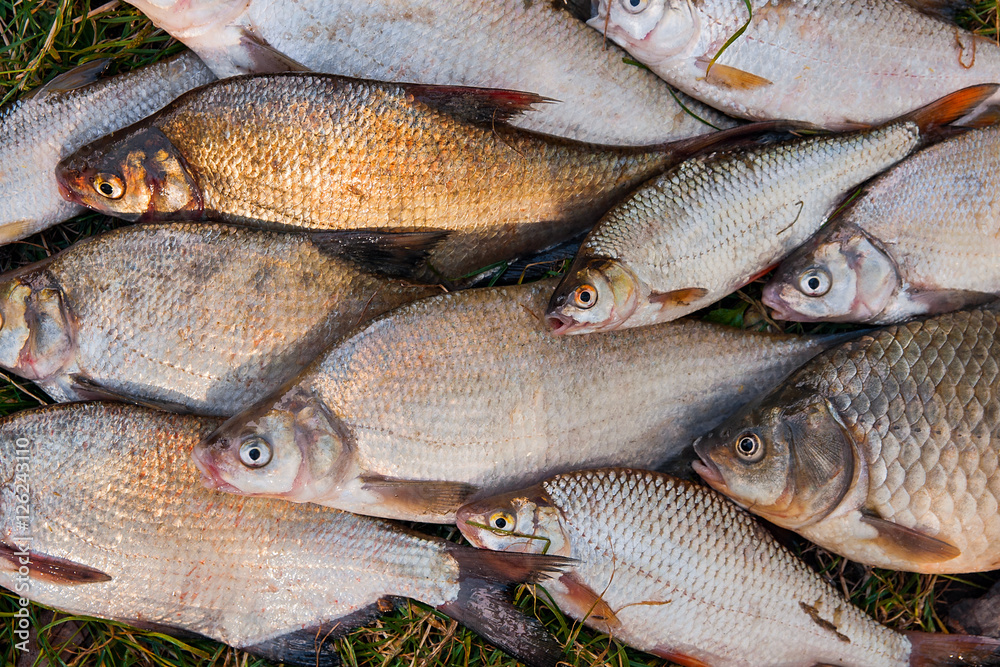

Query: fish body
[764,125,1000,324]
[193,279,845,523]
[695,305,1000,573]
[0,52,214,243]
[0,402,567,667]
[457,469,1000,667]
[0,222,439,416]
[547,121,924,333]
[589,0,1000,128]
[56,74,694,280]
[124,0,734,145]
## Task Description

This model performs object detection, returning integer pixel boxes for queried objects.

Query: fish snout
[761,283,803,322]
[546,311,577,335]
[54,163,88,204]
[692,439,728,491]
[455,504,486,547]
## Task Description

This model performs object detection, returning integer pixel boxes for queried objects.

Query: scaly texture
[0,223,439,416]
[124,0,734,144]
[591,0,1000,127]
[0,52,214,242]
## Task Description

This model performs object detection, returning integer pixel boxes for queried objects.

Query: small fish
[764,124,1000,324]
[546,86,996,334]
[123,0,735,145]
[588,0,1000,128]
[695,304,1000,573]
[0,52,214,243]
[192,279,847,523]
[55,73,726,280]
[0,402,569,667]
[457,468,1000,667]
[0,222,441,416]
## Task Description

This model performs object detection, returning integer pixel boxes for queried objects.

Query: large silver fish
[192,279,848,523]
[588,0,1000,128]
[0,222,440,416]
[123,0,734,145]
[764,124,1000,324]
[0,402,568,667]
[695,305,1000,574]
[458,468,1000,667]
[0,52,214,243]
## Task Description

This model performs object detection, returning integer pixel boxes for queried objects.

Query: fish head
[192,385,352,501]
[763,223,899,323]
[588,0,698,62]
[55,126,202,220]
[457,485,571,557]
[0,270,75,382]
[546,258,640,334]
[693,393,856,530]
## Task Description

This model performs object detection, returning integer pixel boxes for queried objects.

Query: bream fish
[545,86,995,334]
[764,124,1000,324]
[588,0,1000,128]
[695,305,1000,573]
[0,52,214,243]
[0,222,441,416]
[0,402,568,667]
[458,468,1000,667]
[193,279,849,523]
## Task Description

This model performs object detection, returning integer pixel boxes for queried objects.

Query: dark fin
[859,513,961,564]
[905,630,1000,666]
[649,647,712,667]
[0,543,111,585]
[899,0,972,22]
[904,84,999,132]
[956,104,1000,129]
[660,118,816,163]
[555,573,620,631]
[404,84,555,125]
[310,230,449,278]
[68,375,194,415]
[697,58,773,90]
[238,27,311,73]
[559,0,597,22]
[649,287,709,308]
[950,581,1000,637]
[359,476,478,520]
[438,547,572,667]
[911,289,996,314]
[28,59,110,99]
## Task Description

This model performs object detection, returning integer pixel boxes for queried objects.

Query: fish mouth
[454,505,486,547]
[761,284,806,322]
[190,446,244,495]
[546,312,577,335]
[691,442,727,491]
[55,167,86,206]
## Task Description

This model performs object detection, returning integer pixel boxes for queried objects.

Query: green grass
[2,1,1000,665]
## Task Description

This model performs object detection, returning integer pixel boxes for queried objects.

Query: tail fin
[906,631,1000,666]
[437,546,572,667]
[904,84,999,132]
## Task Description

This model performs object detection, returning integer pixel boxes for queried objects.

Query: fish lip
[545,312,577,335]
[454,505,484,547]
[691,442,727,490]
[55,167,85,205]
[761,284,804,322]
[190,446,244,495]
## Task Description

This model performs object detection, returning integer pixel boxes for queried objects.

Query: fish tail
[904,84,999,133]
[437,546,572,667]
[906,630,1000,666]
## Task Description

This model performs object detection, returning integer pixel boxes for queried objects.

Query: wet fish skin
[55,73,695,280]
[546,122,923,334]
[0,402,568,667]
[764,125,1000,324]
[0,222,440,416]
[588,0,1000,128]
[0,52,215,243]
[695,305,1000,573]
[193,279,846,523]
[124,0,735,145]
[457,468,1000,667]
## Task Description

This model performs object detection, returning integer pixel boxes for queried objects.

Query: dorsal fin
[403,84,554,125]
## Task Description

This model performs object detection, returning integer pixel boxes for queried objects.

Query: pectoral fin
[360,476,477,520]
[556,574,621,631]
[68,375,194,415]
[696,58,772,90]
[311,229,449,278]
[28,59,110,99]
[238,27,311,73]
[649,287,710,308]
[403,83,555,125]
[649,647,712,667]
[0,543,111,585]
[860,513,960,564]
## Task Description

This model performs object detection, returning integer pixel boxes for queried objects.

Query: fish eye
[798,268,831,297]
[572,285,598,310]
[92,173,125,200]
[734,433,764,462]
[620,0,649,13]
[239,437,273,468]
[490,511,515,531]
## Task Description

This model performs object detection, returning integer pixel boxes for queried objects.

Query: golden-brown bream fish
[54,73,744,280]
[0,402,569,667]
[695,304,1000,573]
[0,222,441,416]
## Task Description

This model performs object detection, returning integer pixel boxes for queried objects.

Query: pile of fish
[4,0,1000,665]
